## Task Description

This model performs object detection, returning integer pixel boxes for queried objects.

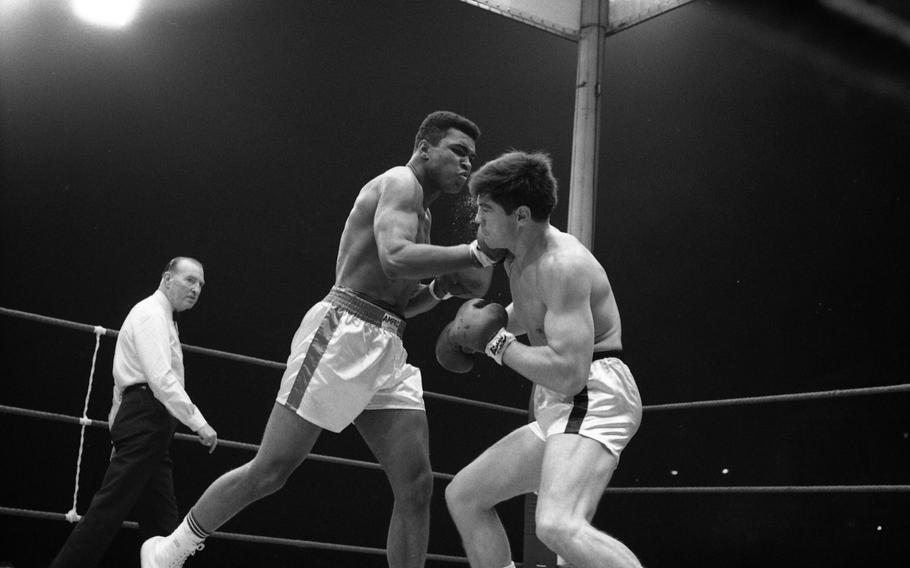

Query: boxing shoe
[140,534,204,568]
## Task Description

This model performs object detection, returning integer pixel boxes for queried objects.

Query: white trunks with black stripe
[530,351,642,457]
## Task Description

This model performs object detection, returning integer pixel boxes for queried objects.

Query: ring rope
[0,506,470,563]
[644,383,910,412]
[0,404,453,481]
[421,390,526,415]
[0,306,521,414]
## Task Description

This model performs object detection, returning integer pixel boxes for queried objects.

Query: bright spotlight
[72,0,141,29]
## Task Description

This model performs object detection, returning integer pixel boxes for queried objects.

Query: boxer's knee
[444,470,487,518]
[535,509,584,553]
[390,461,433,511]
[444,472,467,510]
[242,459,295,499]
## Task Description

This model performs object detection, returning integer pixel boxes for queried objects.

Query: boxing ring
[2,305,908,566]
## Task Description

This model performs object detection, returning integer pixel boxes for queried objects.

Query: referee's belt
[123,383,150,394]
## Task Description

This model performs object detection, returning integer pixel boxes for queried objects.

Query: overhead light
[72,0,141,29]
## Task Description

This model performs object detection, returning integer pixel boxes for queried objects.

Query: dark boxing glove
[435,321,474,373]
[452,298,516,365]
[436,299,506,372]
[449,298,507,351]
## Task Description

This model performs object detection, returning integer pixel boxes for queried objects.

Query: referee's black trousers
[50,386,179,568]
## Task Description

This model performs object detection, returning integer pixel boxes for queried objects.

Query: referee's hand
[196,424,218,454]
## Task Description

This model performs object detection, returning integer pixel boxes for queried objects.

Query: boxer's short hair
[469,151,558,221]
[414,111,480,150]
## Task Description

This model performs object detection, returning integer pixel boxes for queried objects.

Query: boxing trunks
[530,351,642,457]
[276,286,424,432]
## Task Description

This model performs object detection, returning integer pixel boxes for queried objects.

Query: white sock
[173,515,205,547]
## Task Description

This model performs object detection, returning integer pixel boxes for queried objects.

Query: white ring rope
[64,325,106,523]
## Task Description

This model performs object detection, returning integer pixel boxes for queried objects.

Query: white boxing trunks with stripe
[275,286,424,433]
[530,351,642,458]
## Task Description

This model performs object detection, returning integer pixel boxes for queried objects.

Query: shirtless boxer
[438,151,644,568]
[141,111,504,567]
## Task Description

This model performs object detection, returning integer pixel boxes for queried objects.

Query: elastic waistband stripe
[325,287,406,338]
[593,350,623,361]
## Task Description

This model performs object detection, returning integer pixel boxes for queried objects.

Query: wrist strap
[485,328,516,365]
[428,279,452,301]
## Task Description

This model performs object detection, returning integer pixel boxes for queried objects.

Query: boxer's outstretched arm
[402,265,493,319]
[374,174,476,280]
[439,265,494,298]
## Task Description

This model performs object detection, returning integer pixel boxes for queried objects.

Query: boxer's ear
[417,139,431,159]
[516,205,532,226]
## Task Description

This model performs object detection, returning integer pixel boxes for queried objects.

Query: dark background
[1,0,908,566]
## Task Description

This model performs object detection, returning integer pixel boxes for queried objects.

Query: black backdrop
[2,0,908,566]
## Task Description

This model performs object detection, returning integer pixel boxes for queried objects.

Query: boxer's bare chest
[507,258,547,345]
[415,208,431,244]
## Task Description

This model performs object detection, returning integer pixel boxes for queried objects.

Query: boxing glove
[435,299,515,372]
[449,298,508,352]
[435,321,474,373]
[469,228,508,267]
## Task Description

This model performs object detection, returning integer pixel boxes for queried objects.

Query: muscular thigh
[250,403,323,476]
[538,433,617,521]
[452,424,546,507]
[354,408,430,480]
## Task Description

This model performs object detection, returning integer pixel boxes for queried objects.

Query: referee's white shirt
[110,289,207,433]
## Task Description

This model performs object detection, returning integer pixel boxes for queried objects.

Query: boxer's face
[425,128,476,194]
[474,194,515,249]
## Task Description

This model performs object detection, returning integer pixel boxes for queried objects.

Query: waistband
[325,286,406,338]
[592,350,623,361]
[123,383,150,394]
